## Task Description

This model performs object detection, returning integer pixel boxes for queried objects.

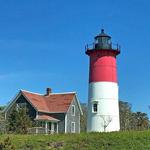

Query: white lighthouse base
[87,82,120,132]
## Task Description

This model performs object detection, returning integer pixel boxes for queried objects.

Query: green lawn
[0,131,150,150]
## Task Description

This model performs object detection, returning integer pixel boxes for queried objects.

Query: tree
[80,103,87,132]
[7,106,32,134]
[0,106,6,133]
[119,101,132,130]
[0,111,4,121]
[131,112,149,130]
[0,106,6,111]
[119,101,149,131]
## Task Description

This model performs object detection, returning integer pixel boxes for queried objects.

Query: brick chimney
[45,88,52,96]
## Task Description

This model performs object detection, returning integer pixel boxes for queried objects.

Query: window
[71,122,75,133]
[39,121,45,128]
[16,103,27,111]
[92,103,98,113]
[48,122,51,130]
[71,105,75,116]
[17,103,27,108]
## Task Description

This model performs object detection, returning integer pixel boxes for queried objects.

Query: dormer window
[72,105,75,116]
[92,102,98,113]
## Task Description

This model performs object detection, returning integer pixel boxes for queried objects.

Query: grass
[0,131,150,150]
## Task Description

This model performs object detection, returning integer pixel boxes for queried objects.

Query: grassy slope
[0,131,150,150]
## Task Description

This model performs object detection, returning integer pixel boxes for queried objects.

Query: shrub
[0,137,15,150]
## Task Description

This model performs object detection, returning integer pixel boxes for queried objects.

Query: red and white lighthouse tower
[86,29,120,132]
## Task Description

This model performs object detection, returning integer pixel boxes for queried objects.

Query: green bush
[0,137,15,150]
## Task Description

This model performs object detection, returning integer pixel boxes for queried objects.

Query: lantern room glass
[95,29,112,50]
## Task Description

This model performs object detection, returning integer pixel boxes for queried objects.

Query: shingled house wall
[66,97,80,133]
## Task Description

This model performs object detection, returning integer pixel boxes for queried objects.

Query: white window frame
[17,102,27,109]
[71,122,75,133]
[92,102,98,113]
[71,105,75,116]
[16,103,19,111]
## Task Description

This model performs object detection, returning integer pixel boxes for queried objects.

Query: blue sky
[0,0,150,117]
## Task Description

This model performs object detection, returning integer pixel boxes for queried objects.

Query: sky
[0,0,150,117]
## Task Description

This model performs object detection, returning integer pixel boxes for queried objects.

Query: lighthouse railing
[85,43,121,52]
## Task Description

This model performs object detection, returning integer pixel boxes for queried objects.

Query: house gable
[65,96,81,133]
[74,94,83,115]
[16,94,37,120]
[4,91,22,114]
[4,91,37,120]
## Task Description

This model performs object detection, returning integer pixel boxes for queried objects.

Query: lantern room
[94,29,112,49]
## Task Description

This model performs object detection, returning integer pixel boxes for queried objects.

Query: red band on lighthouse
[87,49,119,83]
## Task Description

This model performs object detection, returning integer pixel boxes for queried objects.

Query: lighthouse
[86,29,120,132]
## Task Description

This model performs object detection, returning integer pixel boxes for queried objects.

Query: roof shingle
[21,90,75,113]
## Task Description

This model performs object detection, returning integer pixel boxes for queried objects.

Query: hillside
[0,131,150,150]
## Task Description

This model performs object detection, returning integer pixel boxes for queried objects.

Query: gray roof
[95,29,111,39]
